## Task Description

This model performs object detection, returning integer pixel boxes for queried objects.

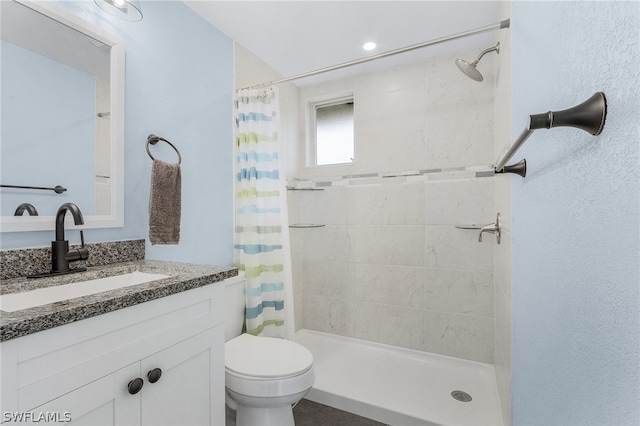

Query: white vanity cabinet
[0,282,225,426]
[27,362,140,425]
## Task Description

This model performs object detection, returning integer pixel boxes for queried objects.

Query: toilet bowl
[224,275,314,426]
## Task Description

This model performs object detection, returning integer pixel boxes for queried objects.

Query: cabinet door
[31,363,140,426]
[140,327,224,426]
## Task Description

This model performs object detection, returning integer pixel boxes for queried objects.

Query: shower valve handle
[478,213,501,244]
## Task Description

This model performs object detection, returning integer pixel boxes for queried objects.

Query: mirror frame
[1,0,125,233]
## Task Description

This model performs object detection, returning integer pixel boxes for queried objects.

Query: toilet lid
[225,334,313,379]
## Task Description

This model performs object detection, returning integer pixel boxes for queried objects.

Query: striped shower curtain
[233,88,292,339]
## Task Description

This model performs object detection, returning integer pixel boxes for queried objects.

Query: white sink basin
[0,271,169,312]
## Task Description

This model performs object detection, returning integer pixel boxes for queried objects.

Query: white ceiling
[184,1,504,86]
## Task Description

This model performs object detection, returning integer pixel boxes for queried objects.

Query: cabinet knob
[147,367,162,384]
[127,378,144,395]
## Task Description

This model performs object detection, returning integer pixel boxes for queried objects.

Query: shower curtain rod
[238,19,510,91]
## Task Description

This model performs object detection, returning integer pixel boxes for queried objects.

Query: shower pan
[296,330,502,425]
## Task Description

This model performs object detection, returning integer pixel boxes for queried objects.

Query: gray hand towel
[149,159,181,245]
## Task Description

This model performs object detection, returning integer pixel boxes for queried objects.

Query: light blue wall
[1,1,234,267]
[511,1,639,425]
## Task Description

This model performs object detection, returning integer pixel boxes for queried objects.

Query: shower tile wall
[290,180,494,363]
[289,49,497,363]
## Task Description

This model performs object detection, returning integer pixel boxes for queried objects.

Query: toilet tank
[224,274,245,342]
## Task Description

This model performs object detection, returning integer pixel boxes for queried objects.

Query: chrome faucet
[51,203,89,274]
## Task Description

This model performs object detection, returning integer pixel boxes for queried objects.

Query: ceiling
[184,1,504,87]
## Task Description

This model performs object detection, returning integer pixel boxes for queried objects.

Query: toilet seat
[225,334,314,398]
[226,334,313,379]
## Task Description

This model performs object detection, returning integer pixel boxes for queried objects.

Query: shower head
[456,42,500,82]
[455,59,484,82]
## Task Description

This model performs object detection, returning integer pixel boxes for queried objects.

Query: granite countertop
[0,260,238,342]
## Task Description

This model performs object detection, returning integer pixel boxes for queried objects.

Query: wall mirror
[1,0,124,232]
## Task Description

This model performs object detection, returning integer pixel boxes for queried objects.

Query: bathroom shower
[455,42,500,82]
[233,17,513,426]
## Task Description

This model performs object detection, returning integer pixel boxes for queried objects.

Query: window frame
[305,91,355,167]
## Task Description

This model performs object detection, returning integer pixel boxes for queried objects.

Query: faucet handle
[66,230,89,262]
[66,247,89,262]
[478,213,501,244]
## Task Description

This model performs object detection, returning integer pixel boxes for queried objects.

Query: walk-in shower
[237,16,512,426]
[286,49,505,420]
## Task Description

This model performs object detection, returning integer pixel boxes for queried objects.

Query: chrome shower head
[455,59,484,82]
[456,42,500,82]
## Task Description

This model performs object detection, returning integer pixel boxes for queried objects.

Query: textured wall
[511,2,640,424]
[1,1,234,267]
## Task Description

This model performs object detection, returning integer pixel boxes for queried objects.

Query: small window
[312,98,354,166]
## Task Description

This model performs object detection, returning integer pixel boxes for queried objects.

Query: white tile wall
[349,224,426,267]
[302,260,347,298]
[291,181,495,363]
[426,269,493,317]
[299,188,348,225]
[424,310,494,361]
[347,301,427,350]
[425,179,494,225]
[347,183,425,225]
[347,263,426,309]
[301,294,347,335]
[288,49,498,364]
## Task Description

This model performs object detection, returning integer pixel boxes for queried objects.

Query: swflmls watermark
[3,411,72,423]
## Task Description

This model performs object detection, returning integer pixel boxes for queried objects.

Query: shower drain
[451,390,473,402]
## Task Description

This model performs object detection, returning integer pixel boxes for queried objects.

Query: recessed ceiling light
[363,42,377,51]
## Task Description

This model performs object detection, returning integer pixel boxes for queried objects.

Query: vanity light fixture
[94,0,142,22]
[363,42,377,51]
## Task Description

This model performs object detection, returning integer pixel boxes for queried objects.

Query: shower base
[295,329,503,426]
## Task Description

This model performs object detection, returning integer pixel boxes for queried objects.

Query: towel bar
[146,134,182,164]
[1,184,66,193]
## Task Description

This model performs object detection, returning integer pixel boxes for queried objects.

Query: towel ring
[146,134,182,165]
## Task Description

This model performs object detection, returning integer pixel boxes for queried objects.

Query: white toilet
[224,275,314,426]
